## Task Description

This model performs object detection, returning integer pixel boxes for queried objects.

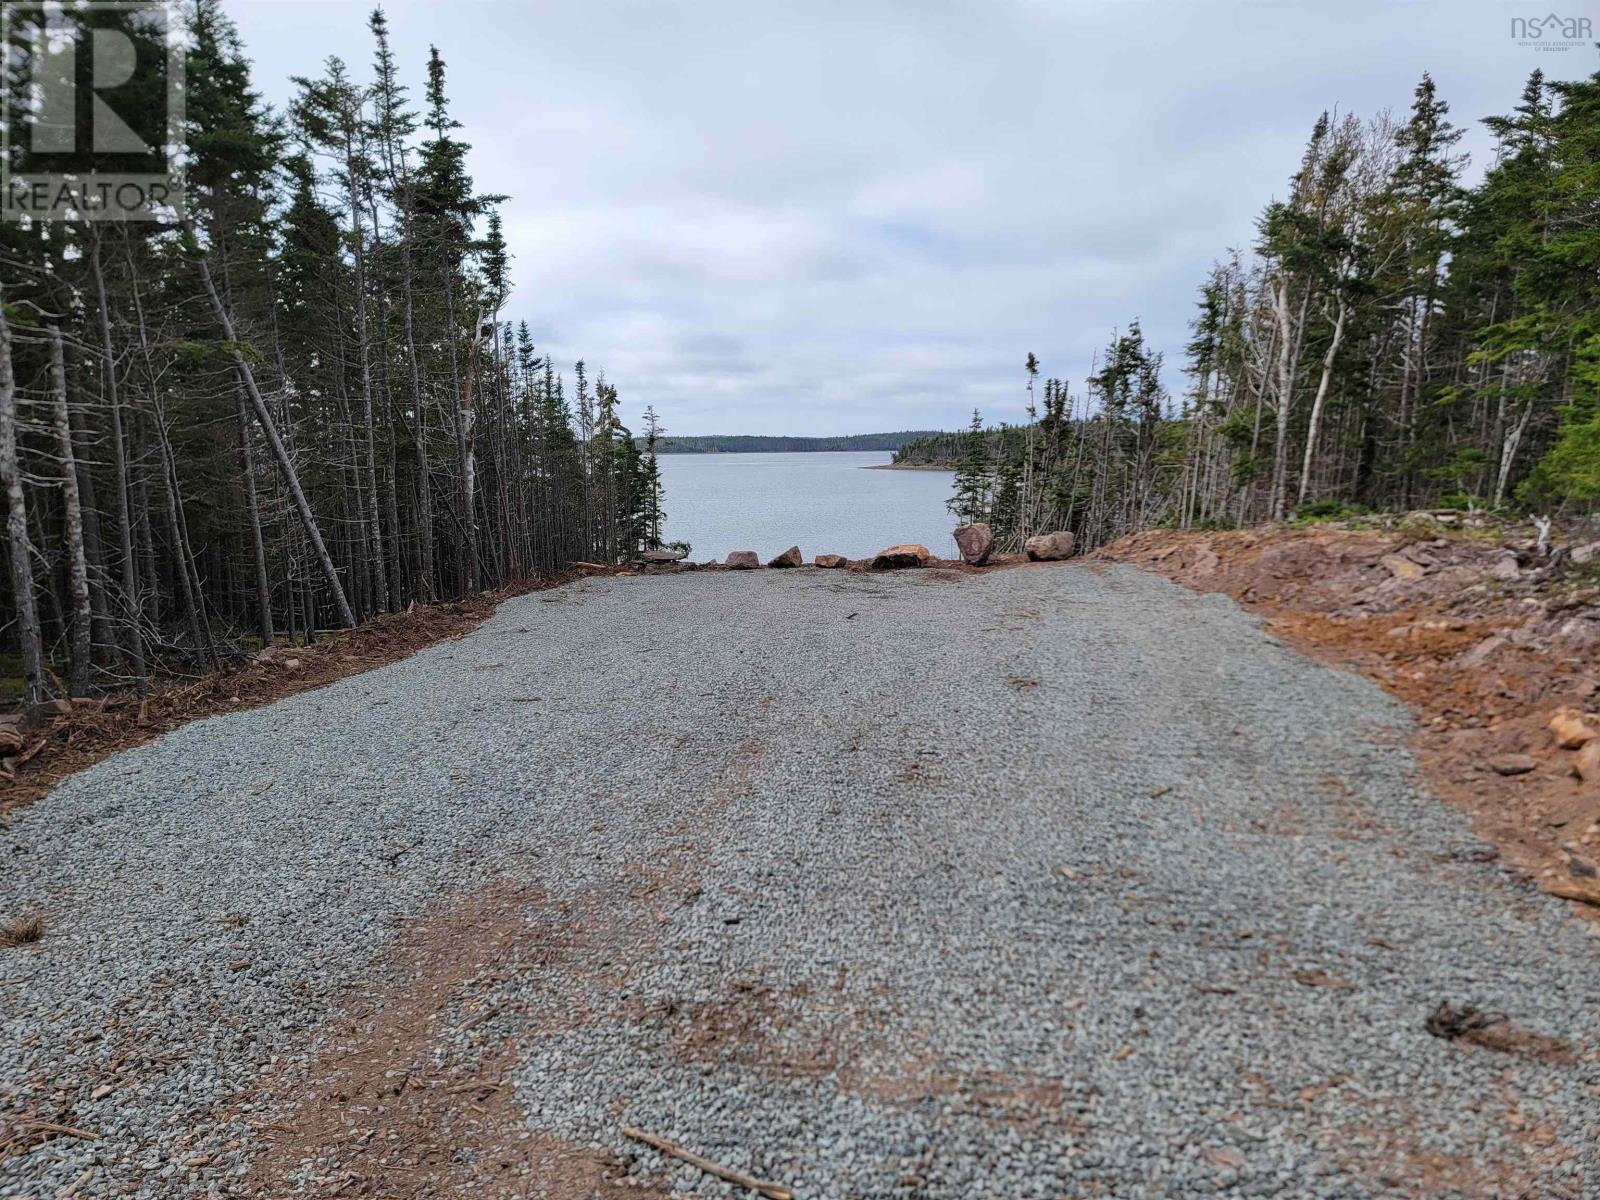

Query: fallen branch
[54,1164,95,1198]
[621,1125,792,1200]
[20,1120,98,1141]
[380,837,423,868]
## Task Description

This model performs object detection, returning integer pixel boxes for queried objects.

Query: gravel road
[3,564,1598,1199]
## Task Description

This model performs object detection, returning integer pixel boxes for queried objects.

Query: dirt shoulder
[1097,523,1600,914]
[0,568,621,819]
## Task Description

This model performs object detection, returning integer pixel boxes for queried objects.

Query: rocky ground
[1097,518,1600,915]
[2,562,1598,1199]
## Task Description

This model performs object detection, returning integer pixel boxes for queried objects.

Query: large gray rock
[1024,531,1075,562]
[1489,753,1536,776]
[1571,541,1600,567]
[1379,553,1426,581]
[725,551,760,570]
[953,522,995,566]
[871,544,931,570]
[1488,551,1521,580]
[639,548,686,563]
[768,546,803,568]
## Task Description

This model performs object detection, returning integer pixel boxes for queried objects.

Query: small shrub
[1292,500,1367,524]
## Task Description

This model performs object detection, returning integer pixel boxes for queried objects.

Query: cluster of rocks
[0,711,25,757]
[1549,707,1600,784]
[721,544,928,570]
[628,526,1079,574]
[953,523,1076,566]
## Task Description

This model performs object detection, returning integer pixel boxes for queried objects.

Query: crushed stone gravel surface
[2,564,1598,1198]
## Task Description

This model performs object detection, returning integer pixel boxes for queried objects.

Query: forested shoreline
[902,70,1600,554]
[652,431,939,454]
[1,4,667,706]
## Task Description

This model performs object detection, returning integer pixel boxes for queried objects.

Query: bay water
[655,451,958,562]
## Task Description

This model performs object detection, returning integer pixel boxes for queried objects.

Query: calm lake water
[656,451,958,562]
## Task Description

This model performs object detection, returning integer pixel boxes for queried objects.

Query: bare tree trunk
[191,241,358,628]
[399,240,435,602]
[66,396,115,656]
[47,327,94,695]
[154,404,208,659]
[1268,274,1294,520]
[442,272,467,590]
[1269,273,1312,521]
[1297,296,1348,506]
[345,147,390,614]
[0,286,46,705]
[89,233,148,685]
[237,387,275,645]
[460,317,488,592]
[1494,398,1535,509]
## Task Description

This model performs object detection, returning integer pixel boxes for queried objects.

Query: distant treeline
[651,432,941,454]
[892,432,981,468]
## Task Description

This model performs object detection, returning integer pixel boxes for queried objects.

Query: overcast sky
[223,0,1595,436]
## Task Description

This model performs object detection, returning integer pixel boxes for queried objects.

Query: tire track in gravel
[236,737,772,1199]
[3,565,1599,1199]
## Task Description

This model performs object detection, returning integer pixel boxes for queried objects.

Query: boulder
[1379,553,1426,582]
[1488,551,1521,580]
[725,550,760,570]
[1575,740,1600,783]
[1024,531,1075,561]
[639,548,686,563]
[0,721,23,755]
[1488,753,1537,777]
[1570,541,1600,567]
[1549,707,1599,750]
[814,554,848,569]
[1454,634,1507,669]
[953,522,995,566]
[870,544,930,570]
[32,698,72,719]
[767,546,803,568]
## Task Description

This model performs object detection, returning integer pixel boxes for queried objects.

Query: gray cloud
[227,0,1577,434]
